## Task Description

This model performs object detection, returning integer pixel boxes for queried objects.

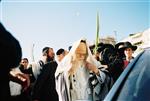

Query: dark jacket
[0,22,22,101]
[19,65,35,83]
[100,46,124,82]
[32,61,58,101]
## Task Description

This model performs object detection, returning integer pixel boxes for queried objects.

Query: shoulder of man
[98,67,109,74]
[98,66,114,87]
[38,60,44,67]
[40,61,58,74]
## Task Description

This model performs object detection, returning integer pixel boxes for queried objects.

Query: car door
[104,48,150,101]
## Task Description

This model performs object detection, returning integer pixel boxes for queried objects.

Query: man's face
[21,59,28,68]
[75,42,87,61]
[57,50,68,62]
[48,48,55,60]
[124,48,133,58]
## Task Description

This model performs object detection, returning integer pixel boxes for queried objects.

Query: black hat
[115,42,125,51]
[68,46,72,51]
[100,44,115,65]
[103,44,114,50]
[89,44,95,50]
[97,43,104,53]
[123,41,137,51]
[42,47,49,55]
[56,48,65,55]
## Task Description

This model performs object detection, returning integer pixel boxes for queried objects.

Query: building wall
[99,36,116,45]
[121,28,150,56]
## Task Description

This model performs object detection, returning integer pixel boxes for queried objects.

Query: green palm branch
[94,12,100,54]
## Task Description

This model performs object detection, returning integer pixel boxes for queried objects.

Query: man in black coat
[98,43,124,82]
[0,22,22,101]
[32,61,58,101]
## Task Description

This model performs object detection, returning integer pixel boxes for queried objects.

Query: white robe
[55,38,106,101]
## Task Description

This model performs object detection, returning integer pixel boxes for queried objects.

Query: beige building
[121,28,150,48]
[99,36,116,45]
[91,36,116,47]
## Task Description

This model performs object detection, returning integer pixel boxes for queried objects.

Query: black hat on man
[115,42,125,51]
[42,47,49,55]
[123,41,137,51]
[56,48,65,55]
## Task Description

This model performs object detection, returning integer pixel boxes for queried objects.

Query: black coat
[32,61,58,101]
[0,22,22,101]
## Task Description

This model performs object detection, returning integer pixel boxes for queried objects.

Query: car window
[117,49,150,100]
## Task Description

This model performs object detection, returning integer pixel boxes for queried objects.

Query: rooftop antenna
[114,30,117,42]
[31,43,35,62]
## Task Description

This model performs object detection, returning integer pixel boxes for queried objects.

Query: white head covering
[55,38,102,101]
[55,38,100,77]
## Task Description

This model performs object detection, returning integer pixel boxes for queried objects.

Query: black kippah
[56,48,65,55]
[42,47,49,54]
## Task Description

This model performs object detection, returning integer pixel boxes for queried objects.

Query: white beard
[69,59,86,75]
[77,60,85,67]
[69,60,91,100]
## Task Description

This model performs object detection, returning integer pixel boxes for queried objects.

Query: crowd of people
[0,19,138,101]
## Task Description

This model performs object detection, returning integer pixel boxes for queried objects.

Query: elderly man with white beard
[55,39,108,101]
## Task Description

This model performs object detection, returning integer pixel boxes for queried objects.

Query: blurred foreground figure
[0,22,22,101]
[55,39,109,101]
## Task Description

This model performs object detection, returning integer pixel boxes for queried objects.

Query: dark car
[104,48,150,101]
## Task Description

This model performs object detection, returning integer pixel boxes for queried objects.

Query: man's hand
[85,61,99,75]
[10,71,30,91]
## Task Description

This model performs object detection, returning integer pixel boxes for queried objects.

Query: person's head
[115,42,125,52]
[68,46,72,51]
[97,42,104,53]
[68,40,88,75]
[75,40,88,62]
[0,23,22,68]
[48,48,55,60]
[124,48,133,59]
[123,42,137,58]
[89,44,95,54]
[56,48,68,62]
[42,47,49,56]
[93,42,104,61]
[21,58,29,68]
[99,44,115,65]
[115,42,126,58]
[42,47,55,61]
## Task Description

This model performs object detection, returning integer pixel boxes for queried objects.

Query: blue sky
[0,0,149,62]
